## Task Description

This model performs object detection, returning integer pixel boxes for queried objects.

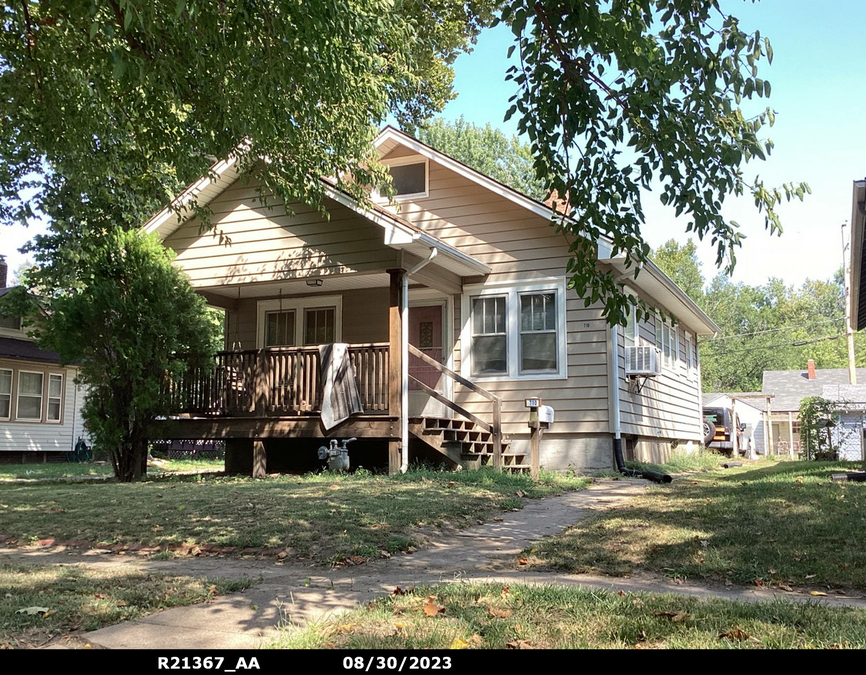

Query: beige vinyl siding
[164,179,399,288]
[617,316,703,441]
[225,287,390,352]
[379,149,611,437]
[0,360,79,454]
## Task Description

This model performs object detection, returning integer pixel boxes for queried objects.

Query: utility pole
[843,222,857,385]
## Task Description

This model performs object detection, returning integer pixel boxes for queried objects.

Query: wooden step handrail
[408,344,502,469]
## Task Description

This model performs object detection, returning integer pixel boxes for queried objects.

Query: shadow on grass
[530,460,866,589]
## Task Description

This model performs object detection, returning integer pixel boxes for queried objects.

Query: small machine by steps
[318,437,357,473]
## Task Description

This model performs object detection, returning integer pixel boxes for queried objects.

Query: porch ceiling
[201,272,391,298]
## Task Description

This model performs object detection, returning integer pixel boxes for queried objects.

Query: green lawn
[0,468,587,564]
[0,458,224,481]
[626,448,729,474]
[526,459,866,589]
[273,582,866,649]
[0,563,249,648]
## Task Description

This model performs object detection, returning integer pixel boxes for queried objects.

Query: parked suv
[702,406,746,455]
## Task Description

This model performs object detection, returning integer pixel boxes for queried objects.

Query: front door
[408,304,447,417]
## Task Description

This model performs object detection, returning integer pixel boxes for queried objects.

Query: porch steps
[408,417,530,473]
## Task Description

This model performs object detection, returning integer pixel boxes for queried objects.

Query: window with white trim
[624,304,639,348]
[257,296,342,349]
[0,368,11,420]
[303,307,336,345]
[47,373,63,422]
[265,310,296,347]
[376,156,429,201]
[464,281,567,380]
[17,371,43,421]
[667,323,678,368]
[519,292,558,373]
[470,296,507,376]
[654,313,663,353]
[685,331,694,377]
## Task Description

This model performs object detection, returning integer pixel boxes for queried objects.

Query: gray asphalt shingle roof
[762,368,866,412]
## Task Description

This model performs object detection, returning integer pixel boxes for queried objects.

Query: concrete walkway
[4,478,862,650]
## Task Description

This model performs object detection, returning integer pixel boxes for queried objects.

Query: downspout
[610,324,672,484]
[401,247,438,473]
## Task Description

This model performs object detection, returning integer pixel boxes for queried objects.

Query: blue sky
[440,0,865,288]
[3,1,863,290]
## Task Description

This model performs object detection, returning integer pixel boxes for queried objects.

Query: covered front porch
[153,261,515,475]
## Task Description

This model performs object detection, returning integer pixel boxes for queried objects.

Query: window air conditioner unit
[625,345,661,377]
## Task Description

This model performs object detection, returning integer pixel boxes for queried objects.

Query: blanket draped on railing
[319,343,364,430]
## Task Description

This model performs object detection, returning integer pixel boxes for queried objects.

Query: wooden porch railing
[407,344,503,469]
[163,343,390,416]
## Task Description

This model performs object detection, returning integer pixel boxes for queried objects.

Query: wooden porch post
[252,440,267,479]
[388,268,405,474]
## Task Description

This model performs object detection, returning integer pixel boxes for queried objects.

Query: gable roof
[141,150,490,278]
[762,367,866,411]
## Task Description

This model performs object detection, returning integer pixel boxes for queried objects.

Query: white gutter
[400,248,439,473]
[609,324,622,440]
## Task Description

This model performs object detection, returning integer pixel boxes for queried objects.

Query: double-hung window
[17,371,43,421]
[464,281,567,380]
[656,315,677,369]
[519,292,558,373]
[470,296,507,376]
[685,331,694,377]
[303,307,336,346]
[0,368,11,420]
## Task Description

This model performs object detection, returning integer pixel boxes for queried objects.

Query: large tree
[417,117,547,199]
[503,0,808,324]
[0,0,497,288]
[652,239,705,301]
[30,230,219,482]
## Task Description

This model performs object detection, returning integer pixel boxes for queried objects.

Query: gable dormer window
[384,156,428,200]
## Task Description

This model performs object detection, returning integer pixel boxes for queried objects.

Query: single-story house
[145,126,720,476]
[0,256,89,463]
[762,360,866,457]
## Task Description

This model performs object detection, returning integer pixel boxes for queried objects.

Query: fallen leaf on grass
[422,597,445,617]
[518,557,529,565]
[506,640,533,649]
[653,611,690,623]
[500,585,510,598]
[450,638,469,650]
[116,600,127,607]
[16,607,51,616]
[777,584,794,592]
[493,517,504,522]
[515,490,526,498]
[488,606,512,618]
[809,591,827,597]
[720,628,751,641]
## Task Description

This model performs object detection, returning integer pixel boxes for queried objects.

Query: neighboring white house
[0,257,88,463]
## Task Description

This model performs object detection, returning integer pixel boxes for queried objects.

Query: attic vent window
[385,157,428,199]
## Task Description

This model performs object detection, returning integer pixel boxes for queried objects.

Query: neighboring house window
[0,368,11,419]
[16,371,43,421]
[256,296,342,349]
[47,373,63,422]
[471,296,507,376]
[654,313,663,353]
[463,280,567,380]
[657,319,677,369]
[303,307,336,345]
[519,292,558,373]
[624,304,639,348]
[265,310,296,347]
